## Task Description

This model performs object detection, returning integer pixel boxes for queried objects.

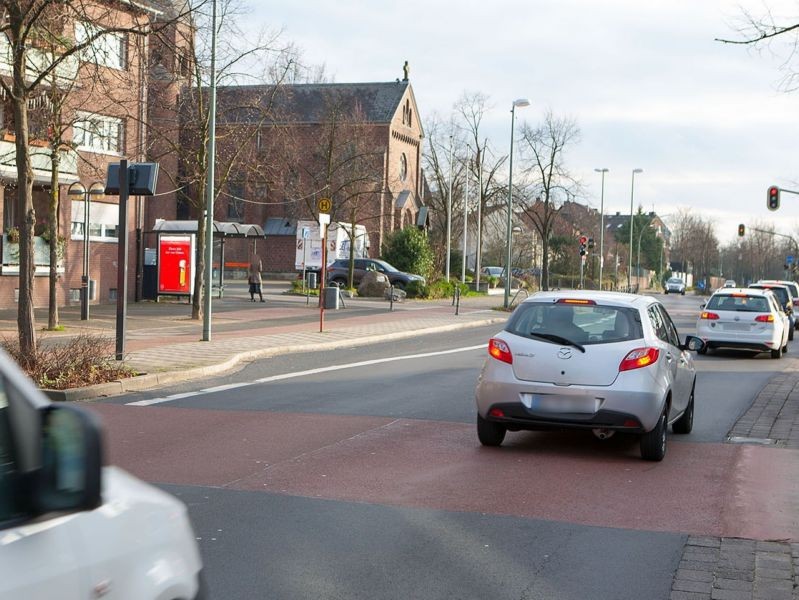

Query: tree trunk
[192,212,206,320]
[13,70,37,361]
[47,151,60,330]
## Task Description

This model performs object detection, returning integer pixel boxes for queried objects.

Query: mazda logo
[558,348,572,359]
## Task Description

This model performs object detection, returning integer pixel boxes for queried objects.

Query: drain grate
[726,436,778,445]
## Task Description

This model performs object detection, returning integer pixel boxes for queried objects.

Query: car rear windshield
[706,294,771,312]
[751,286,789,305]
[506,301,644,345]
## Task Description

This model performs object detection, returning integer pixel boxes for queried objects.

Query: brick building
[0,0,187,310]
[151,73,427,275]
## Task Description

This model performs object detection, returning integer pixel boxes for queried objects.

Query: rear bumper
[482,402,646,433]
[705,340,773,352]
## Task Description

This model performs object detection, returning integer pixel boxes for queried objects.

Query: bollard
[455,285,461,315]
[389,285,394,311]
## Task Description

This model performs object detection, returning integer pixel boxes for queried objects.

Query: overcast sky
[252,0,799,244]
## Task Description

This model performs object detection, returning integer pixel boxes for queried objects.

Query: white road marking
[125,344,487,406]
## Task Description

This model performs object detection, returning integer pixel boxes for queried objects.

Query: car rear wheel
[477,414,506,447]
[771,346,782,359]
[640,410,667,461]
[331,277,347,287]
[680,290,685,295]
[697,345,708,355]
[672,385,694,434]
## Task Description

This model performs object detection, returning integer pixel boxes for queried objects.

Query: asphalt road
[89,293,793,599]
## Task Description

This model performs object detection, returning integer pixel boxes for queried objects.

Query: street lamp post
[504,98,530,309]
[68,181,105,320]
[446,135,453,280]
[594,168,608,290]
[628,168,643,290]
[636,222,652,291]
[461,153,469,284]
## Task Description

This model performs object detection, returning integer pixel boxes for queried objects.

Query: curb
[52,316,507,402]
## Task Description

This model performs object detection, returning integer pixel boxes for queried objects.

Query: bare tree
[516,110,581,291]
[282,100,386,288]
[146,0,291,319]
[0,0,190,361]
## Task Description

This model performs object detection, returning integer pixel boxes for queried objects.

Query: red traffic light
[768,186,780,211]
[579,235,588,245]
[737,224,745,237]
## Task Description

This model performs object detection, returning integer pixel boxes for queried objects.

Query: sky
[249,0,799,245]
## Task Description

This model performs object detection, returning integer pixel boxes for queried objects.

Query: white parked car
[664,277,686,295]
[0,348,205,600]
[696,288,789,358]
[475,291,704,461]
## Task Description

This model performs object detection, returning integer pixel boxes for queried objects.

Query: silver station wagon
[475,291,704,461]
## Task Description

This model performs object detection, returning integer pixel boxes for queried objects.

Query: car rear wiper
[528,332,586,353]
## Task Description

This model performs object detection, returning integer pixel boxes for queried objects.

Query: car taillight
[755,314,774,323]
[619,347,660,372]
[700,312,719,320]
[488,338,513,364]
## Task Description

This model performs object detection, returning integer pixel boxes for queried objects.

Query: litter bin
[323,286,340,310]
[306,271,317,290]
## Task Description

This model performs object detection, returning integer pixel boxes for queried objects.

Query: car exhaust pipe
[592,428,615,441]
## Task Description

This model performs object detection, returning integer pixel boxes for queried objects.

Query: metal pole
[475,143,484,290]
[320,226,327,332]
[461,155,468,284]
[115,160,129,361]
[628,168,642,290]
[82,190,90,320]
[446,136,453,280]
[504,106,517,309]
[202,0,218,341]
[595,168,607,290]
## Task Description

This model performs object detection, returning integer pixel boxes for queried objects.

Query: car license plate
[722,323,750,331]
[522,394,600,414]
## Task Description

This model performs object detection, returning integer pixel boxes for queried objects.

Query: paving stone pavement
[727,359,799,449]
[671,536,799,600]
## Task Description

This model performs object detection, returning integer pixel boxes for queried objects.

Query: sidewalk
[0,281,509,401]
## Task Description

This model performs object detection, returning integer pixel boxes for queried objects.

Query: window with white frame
[74,21,127,70]
[73,112,124,154]
[70,201,119,241]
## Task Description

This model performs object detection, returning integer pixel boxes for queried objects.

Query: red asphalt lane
[90,404,799,541]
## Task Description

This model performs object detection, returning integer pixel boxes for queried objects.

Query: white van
[0,348,205,600]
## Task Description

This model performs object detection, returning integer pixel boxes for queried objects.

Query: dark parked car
[326,258,425,289]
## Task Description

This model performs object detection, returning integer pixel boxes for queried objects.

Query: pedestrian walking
[248,253,264,302]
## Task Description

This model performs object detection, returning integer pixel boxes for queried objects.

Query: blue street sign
[787,255,794,265]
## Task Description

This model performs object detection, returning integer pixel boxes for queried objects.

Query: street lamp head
[512,98,531,108]
[594,168,609,173]
[88,181,105,196]
[68,181,86,196]
[633,168,643,174]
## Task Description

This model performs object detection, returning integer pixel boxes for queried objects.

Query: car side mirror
[34,404,103,514]
[699,303,705,310]
[682,335,705,352]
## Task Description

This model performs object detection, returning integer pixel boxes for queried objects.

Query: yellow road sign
[318,197,332,213]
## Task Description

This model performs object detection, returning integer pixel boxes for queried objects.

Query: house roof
[216,81,411,126]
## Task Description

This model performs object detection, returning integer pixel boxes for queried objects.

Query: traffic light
[768,186,780,211]
[738,223,745,237]
[587,237,595,249]
[578,235,587,256]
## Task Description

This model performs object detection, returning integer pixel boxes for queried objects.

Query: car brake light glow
[755,314,775,323]
[489,408,505,418]
[556,298,596,305]
[619,347,660,371]
[488,338,513,364]
[700,311,720,320]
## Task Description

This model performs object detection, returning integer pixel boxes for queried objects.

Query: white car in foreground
[0,348,205,600]
[696,288,789,358]
[475,291,704,461]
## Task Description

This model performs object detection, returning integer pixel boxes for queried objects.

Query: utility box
[323,286,340,310]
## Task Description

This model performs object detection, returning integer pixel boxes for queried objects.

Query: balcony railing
[1,234,64,275]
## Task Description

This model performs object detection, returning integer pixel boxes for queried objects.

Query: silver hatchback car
[475,291,704,461]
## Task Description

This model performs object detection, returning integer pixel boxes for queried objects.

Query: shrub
[381,227,434,278]
[2,334,136,390]
[405,280,428,298]
[424,279,469,299]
